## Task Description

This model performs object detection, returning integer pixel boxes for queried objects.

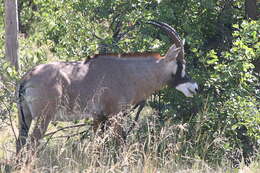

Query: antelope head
[148,21,198,97]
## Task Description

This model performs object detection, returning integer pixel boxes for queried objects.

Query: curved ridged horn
[147,20,184,62]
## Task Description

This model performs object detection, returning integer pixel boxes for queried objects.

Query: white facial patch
[176,82,198,97]
[181,64,186,77]
[165,61,178,75]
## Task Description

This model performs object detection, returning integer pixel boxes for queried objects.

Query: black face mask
[168,61,194,88]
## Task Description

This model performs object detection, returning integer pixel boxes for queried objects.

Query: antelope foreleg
[127,100,145,135]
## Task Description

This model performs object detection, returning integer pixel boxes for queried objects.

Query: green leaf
[207,58,218,64]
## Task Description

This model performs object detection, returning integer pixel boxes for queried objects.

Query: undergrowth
[0,107,259,173]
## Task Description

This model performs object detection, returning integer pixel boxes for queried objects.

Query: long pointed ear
[164,44,181,62]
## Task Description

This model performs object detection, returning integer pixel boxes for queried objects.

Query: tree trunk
[245,0,259,72]
[5,0,19,71]
[245,0,258,20]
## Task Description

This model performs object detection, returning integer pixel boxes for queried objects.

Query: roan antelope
[16,21,198,154]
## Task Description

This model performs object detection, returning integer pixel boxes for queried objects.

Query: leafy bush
[159,20,260,165]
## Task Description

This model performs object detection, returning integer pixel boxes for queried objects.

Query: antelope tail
[17,82,29,132]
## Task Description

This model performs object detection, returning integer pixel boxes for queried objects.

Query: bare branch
[44,123,88,137]
[2,100,17,142]
[48,130,87,139]
[116,22,140,42]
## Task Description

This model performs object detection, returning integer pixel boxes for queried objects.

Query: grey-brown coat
[16,21,198,154]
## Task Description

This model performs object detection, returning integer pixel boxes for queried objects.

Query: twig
[44,123,88,137]
[2,101,17,142]
[110,13,121,30]
[49,130,88,139]
[40,123,89,152]
[116,21,140,41]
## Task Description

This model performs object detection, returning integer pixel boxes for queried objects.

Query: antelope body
[16,21,198,153]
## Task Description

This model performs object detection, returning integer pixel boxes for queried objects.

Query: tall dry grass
[0,107,259,173]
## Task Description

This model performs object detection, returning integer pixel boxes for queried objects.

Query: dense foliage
[1,0,259,168]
